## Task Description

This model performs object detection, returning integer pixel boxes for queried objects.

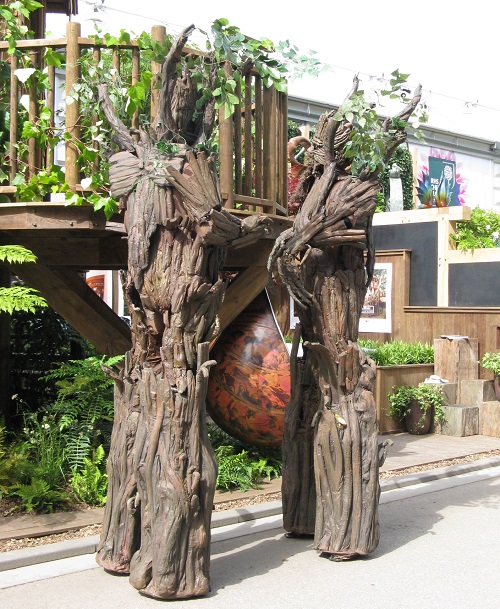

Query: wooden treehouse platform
[0,23,292,355]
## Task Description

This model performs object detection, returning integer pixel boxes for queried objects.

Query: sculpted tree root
[270,78,421,560]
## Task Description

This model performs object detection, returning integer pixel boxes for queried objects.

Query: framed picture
[359,263,392,333]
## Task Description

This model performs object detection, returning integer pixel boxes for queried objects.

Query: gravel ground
[1,449,499,554]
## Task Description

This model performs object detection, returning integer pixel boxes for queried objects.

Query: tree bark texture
[95,27,271,599]
[270,80,421,560]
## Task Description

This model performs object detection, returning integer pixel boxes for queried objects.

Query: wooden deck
[0,202,292,355]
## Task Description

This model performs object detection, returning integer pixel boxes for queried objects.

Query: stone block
[480,401,500,437]
[459,379,496,406]
[438,405,479,437]
[434,337,478,385]
[443,383,458,405]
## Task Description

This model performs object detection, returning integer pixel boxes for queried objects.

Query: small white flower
[493,231,499,241]
[43,423,50,430]
[486,224,491,230]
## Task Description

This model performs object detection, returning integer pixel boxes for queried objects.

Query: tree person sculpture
[93,26,276,599]
[92,21,323,599]
[269,76,422,559]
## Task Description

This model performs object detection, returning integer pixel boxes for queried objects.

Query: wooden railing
[0,22,288,216]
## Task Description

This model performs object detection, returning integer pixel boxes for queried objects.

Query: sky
[47,0,500,142]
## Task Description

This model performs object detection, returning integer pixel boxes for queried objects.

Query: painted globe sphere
[207,291,290,447]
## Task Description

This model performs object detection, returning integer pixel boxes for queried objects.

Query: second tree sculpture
[269,77,422,560]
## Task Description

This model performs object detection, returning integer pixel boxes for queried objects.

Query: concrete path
[0,468,499,609]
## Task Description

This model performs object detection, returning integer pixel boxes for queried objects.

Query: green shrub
[359,339,434,366]
[42,355,122,471]
[450,207,500,252]
[388,383,446,427]
[70,445,108,507]
[10,479,74,514]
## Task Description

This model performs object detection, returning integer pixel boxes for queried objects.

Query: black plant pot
[404,399,432,435]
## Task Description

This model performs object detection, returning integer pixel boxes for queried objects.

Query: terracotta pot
[404,399,432,435]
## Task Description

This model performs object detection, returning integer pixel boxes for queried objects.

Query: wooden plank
[448,248,500,264]
[234,80,242,195]
[0,203,107,230]
[219,62,234,208]
[216,266,269,334]
[28,50,39,179]
[12,263,131,356]
[279,91,288,215]
[65,21,81,187]
[150,25,166,122]
[243,72,253,196]
[263,85,276,209]
[9,53,18,183]
[254,75,263,198]
[2,235,127,268]
[46,64,56,168]
[225,240,274,267]
[372,206,471,226]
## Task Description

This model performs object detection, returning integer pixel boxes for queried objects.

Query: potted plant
[480,352,500,400]
[388,382,446,435]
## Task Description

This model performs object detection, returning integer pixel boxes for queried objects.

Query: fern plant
[70,444,108,507]
[0,245,47,314]
[10,478,73,514]
[43,355,122,471]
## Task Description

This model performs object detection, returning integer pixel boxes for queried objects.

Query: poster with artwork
[359,263,392,333]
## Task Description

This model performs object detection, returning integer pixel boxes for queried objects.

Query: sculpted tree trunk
[269,78,421,559]
[95,27,270,599]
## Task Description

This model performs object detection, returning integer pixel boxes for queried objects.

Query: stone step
[458,379,496,407]
[437,405,479,437]
[481,401,500,437]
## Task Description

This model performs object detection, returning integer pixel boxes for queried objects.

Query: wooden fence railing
[0,22,288,216]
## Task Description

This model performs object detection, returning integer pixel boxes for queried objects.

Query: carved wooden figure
[269,78,421,559]
[95,26,270,599]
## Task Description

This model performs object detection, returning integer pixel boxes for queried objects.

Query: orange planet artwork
[207,290,291,447]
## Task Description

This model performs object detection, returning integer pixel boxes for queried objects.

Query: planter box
[374,364,435,433]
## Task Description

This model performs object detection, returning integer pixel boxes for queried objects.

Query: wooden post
[131,47,140,136]
[243,72,253,197]
[9,53,18,183]
[150,25,166,123]
[219,61,234,208]
[27,50,38,178]
[254,75,263,198]
[65,21,81,188]
[263,85,276,212]
[434,337,479,387]
[46,64,56,168]
[0,264,11,425]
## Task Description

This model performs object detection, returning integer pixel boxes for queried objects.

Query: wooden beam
[372,206,471,226]
[0,235,128,269]
[12,263,131,356]
[216,266,269,335]
[0,203,108,230]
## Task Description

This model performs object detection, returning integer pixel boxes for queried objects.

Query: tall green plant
[42,355,122,471]
[0,245,46,314]
[450,207,500,252]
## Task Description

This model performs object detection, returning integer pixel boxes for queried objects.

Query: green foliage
[388,383,446,426]
[70,444,108,507]
[481,352,500,377]
[333,70,427,177]
[287,119,301,141]
[10,307,92,408]
[449,207,500,252]
[359,339,434,366]
[42,355,121,471]
[208,423,282,491]
[378,144,415,211]
[10,478,73,514]
[0,245,47,314]
[0,1,43,54]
